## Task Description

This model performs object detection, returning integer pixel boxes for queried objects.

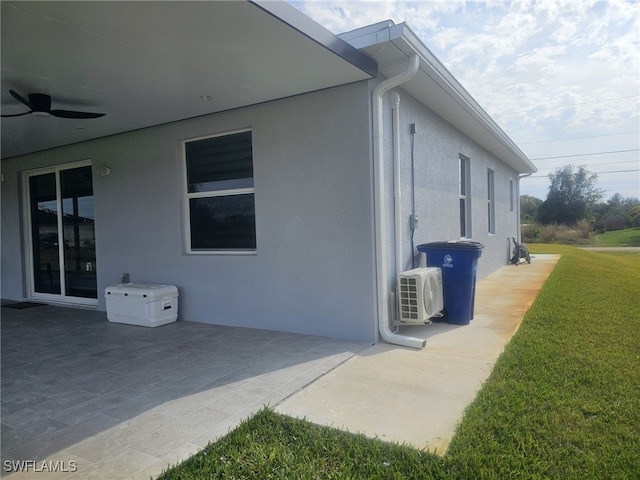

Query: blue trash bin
[417,241,484,325]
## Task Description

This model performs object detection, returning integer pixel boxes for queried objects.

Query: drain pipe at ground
[372,54,426,350]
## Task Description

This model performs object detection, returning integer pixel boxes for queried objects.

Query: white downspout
[373,54,425,349]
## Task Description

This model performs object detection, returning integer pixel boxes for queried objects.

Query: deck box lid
[105,283,178,299]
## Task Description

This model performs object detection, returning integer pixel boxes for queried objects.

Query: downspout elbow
[373,55,420,99]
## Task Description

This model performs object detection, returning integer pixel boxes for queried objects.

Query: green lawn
[594,227,640,247]
[159,246,640,479]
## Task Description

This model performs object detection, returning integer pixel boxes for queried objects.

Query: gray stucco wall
[381,88,520,283]
[1,82,378,343]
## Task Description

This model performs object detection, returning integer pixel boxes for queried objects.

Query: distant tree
[537,164,604,225]
[631,205,640,227]
[593,194,640,231]
[520,195,543,223]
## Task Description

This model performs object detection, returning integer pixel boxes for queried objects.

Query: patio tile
[132,407,231,458]
[97,391,171,422]
[1,393,72,429]
[2,413,121,464]
[49,388,140,426]
[149,382,244,421]
[67,411,173,463]
[73,447,158,480]
[152,364,242,394]
[2,451,91,480]
[1,418,68,453]
[1,305,365,479]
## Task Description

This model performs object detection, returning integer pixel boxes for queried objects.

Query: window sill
[185,250,257,256]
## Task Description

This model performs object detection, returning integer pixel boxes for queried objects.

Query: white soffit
[1,1,375,159]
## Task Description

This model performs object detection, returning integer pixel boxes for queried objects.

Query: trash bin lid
[417,240,485,251]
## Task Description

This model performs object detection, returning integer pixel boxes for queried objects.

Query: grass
[594,227,640,247]
[158,409,448,479]
[446,245,640,478]
[159,246,640,479]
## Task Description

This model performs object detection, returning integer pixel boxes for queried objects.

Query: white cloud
[288,0,640,199]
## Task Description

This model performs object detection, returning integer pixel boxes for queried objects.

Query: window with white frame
[487,168,496,234]
[184,130,256,252]
[459,155,471,238]
[509,179,515,212]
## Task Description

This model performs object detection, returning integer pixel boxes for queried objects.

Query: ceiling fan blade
[1,111,32,118]
[5,90,106,119]
[9,89,32,109]
[49,109,105,119]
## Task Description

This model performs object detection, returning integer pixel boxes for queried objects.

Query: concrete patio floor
[1,254,559,478]
[1,306,366,479]
[277,254,560,454]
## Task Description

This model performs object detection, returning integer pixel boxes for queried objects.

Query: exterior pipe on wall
[391,91,403,275]
[372,54,426,350]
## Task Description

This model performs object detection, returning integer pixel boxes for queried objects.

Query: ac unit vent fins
[399,277,420,320]
[397,267,444,324]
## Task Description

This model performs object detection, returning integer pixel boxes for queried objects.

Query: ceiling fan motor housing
[29,93,52,112]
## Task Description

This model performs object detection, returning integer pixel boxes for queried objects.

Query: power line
[529,149,639,161]
[497,94,639,116]
[520,130,640,145]
[526,169,640,178]
[532,159,640,166]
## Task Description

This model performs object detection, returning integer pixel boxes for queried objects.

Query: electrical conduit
[372,54,425,349]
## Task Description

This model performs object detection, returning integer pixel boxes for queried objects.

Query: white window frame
[509,178,515,212]
[459,155,472,238]
[487,168,496,235]
[182,128,256,255]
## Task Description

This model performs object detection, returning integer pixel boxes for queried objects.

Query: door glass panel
[61,166,97,298]
[30,174,61,294]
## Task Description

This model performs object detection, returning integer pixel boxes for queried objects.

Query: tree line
[521,164,640,232]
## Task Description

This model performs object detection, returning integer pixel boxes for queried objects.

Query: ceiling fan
[1,90,105,119]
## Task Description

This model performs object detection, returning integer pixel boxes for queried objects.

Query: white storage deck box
[105,283,178,327]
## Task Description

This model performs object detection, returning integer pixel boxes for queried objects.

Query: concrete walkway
[276,254,560,454]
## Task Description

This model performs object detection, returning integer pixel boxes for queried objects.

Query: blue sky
[288,0,640,201]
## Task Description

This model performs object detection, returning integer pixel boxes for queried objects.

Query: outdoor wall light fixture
[96,166,111,176]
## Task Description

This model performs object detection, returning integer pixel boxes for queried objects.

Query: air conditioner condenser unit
[396,267,444,325]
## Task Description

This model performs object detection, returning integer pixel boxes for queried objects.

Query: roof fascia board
[249,0,377,77]
[338,20,394,47]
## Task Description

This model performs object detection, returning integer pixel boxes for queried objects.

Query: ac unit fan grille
[399,277,420,321]
[397,267,443,324]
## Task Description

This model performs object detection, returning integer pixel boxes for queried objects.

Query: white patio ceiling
[0,1,376,159]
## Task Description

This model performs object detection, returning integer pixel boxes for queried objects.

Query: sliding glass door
[26,162,97,304]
